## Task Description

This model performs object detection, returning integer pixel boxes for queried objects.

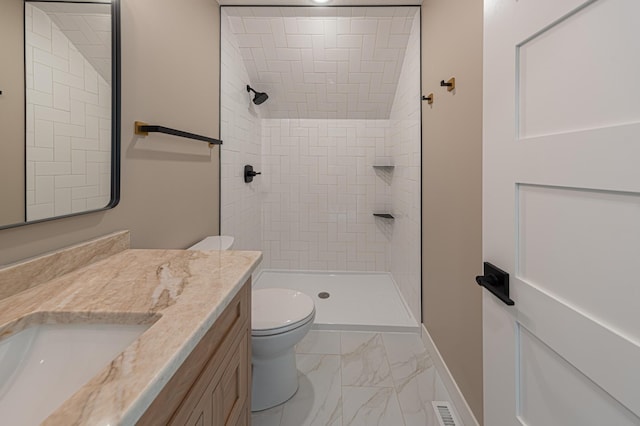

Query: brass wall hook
[421,93,434,105]
[440,77,455,92]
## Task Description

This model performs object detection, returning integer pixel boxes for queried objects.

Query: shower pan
[254,270,418,332]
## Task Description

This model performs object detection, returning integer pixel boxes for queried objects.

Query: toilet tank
[188,236,235,251]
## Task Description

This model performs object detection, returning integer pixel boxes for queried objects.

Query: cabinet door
[183,365,224,426]
[183,388,213,426]
[217,332,248,425]
[232,404,248,426]
[171,330,248,426]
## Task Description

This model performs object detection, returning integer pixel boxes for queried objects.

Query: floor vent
[432,401,460,426]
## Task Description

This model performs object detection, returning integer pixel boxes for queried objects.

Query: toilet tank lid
[188,236,234,250]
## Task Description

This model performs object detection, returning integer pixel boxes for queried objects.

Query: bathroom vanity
[138,281,251,425]
[0,231,261,425]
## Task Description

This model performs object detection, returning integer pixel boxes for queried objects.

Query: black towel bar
[134,121,222,146]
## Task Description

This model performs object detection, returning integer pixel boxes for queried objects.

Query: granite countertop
[0,248,261,425]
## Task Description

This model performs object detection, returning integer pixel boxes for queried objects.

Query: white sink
[0,322,149,425]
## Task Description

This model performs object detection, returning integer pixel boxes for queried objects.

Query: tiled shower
[221,6,421,325]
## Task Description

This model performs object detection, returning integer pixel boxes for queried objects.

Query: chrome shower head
[246,85,269,105]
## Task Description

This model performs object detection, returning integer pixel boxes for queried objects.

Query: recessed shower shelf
[373,213,394,219]
[372,157,394,167]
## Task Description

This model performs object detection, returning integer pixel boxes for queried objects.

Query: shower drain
[317,292,330,299]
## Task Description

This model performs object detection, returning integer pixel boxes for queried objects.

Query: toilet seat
[252,288,315,336]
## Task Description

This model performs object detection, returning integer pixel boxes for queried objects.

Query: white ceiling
[31,2,112,84]
[219,0,421,5]
[224,6,419,119]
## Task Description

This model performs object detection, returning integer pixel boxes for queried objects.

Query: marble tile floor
[251,330,457,426]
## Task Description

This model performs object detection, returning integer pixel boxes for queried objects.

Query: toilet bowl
[187,236,316,412]
[251,288,315,411]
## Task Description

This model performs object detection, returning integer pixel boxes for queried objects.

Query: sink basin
[0,322,149,425]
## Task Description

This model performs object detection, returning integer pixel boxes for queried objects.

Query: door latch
[475,262,514,306]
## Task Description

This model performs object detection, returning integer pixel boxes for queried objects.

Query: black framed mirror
[0,0,120,230]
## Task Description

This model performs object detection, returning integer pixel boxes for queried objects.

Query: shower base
[253,270,419,332]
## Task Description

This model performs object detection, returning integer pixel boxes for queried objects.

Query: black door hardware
[244,165,261,183]
[475,262,514,306]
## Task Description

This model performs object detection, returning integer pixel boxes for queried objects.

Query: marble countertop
[0,248,261,425]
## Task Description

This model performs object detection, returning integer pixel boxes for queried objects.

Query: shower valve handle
[244,165,261,183]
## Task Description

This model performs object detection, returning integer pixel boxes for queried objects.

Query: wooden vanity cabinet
[138,280,251,426]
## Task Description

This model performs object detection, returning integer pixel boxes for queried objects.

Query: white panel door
[483,0,640,425]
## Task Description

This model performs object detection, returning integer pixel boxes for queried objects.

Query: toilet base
[251,347,299,411]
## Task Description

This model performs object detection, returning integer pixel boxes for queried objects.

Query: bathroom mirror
[0,0,120,230]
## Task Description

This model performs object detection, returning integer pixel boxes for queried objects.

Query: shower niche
[220,5,422,329]
[373,157,395,220]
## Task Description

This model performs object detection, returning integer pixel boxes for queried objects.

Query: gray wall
[0,0,25,226]
[422,0,484,422]
[0,0,221,265]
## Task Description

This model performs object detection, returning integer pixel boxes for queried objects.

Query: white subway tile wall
[261,118,391,271]
[25,4,111,221]
[220,13,263,254]
[388,13,421,322]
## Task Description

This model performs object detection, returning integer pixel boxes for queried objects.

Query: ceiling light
[311,0,331,4]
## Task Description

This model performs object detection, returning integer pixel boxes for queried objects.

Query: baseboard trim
[420,323,480,426]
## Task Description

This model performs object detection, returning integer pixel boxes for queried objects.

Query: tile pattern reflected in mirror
[0,0,119,229]
[25,2,112,221]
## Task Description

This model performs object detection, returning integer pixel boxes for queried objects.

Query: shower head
[247,85,269,105]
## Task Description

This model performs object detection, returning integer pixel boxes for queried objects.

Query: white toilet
[251,288,315,411]
[187,236,316,412]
